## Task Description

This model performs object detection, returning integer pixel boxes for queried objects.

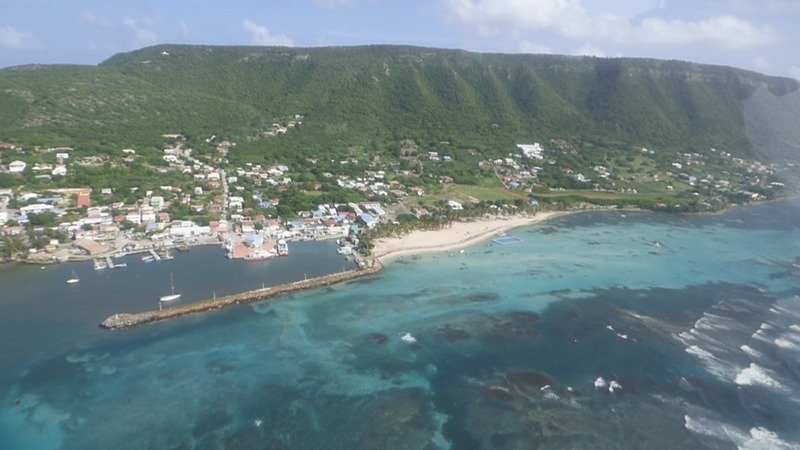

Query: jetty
[149,249,162,261]
[105,256,115,269]
[100,262,382,330]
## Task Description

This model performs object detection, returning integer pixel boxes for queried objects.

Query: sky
[1,0,799,78]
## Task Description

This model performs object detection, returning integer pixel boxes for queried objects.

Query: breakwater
[100,262,382,330]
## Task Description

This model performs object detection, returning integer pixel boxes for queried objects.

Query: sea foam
[741,427,798,450]
[734,363,783,389]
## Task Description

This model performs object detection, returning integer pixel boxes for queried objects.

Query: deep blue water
[1,203,799,449]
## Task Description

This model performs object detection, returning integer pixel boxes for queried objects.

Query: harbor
[100,260,381,330]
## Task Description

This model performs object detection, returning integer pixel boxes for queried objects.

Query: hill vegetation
[0,45,798,212]
[1,45,796,158]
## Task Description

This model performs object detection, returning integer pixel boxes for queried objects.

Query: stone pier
[100,262,382,330]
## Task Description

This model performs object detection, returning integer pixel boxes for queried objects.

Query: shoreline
[7,196,794,266]
[373,210,574,263]
[87,198,793,329]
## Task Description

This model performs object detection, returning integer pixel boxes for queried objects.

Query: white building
[8,160,26,173]
[169,225,210,237]
[517,143,544,160]
[447,200,464,211]
[150,196,165,211]
[20,203,55,215]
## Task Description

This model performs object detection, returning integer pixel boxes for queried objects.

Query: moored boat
[243,250,275,261]
[66,270,80,284]
[277,240,289,256]
[159,273,181,302]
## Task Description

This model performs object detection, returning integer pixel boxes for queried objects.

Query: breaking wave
[734,363,783,389]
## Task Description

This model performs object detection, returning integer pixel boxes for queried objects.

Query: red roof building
[76,192,91,208]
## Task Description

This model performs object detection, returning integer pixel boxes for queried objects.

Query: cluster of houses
[1,146,73,180]
[480,143,550,191]
[287,202,387,234]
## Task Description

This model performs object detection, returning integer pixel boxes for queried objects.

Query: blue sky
[1,0,799,78]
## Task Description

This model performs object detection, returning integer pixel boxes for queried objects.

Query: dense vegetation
[1,45,798,222]
[1,45,797,163]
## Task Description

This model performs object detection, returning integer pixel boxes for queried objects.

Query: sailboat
[159,273,181,302]
[66,270,80,284]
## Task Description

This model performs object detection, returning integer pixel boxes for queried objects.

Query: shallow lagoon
[1,203,799,449]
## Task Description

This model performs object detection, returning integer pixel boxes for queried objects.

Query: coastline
[373,210,573,263]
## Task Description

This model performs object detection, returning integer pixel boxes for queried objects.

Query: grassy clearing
[410,183,530,207]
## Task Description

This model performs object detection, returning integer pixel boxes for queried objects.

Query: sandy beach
[373,211,569,263]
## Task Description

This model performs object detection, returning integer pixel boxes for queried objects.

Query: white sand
[373,211,568,263]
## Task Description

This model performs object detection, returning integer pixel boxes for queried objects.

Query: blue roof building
[359,213,375,228]
[244,233,264,247]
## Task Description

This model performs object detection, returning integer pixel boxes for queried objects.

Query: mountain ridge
[1,44,798,164]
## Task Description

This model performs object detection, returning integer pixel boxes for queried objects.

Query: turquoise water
[1,203,799,448]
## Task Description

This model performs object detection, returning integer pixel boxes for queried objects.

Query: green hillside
[1,44,797,161]
[2,44,799,213]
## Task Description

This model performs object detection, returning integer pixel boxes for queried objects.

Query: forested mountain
[2,44,798,164]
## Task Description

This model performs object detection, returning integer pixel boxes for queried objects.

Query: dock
[149,249,162,261]
[105,256,115,269]
[100,262,382,330]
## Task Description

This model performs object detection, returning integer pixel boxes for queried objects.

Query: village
[0,123,399,266]
[0,118,788,266]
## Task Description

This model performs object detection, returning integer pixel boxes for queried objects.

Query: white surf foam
[740,345,766,361]
[774,338,800,352]
[734,363,783,389]
[686,345,715,360]
[741,427,799,450]
[683,414,748,446]
[751,330,771,342]
[685,345,736,380]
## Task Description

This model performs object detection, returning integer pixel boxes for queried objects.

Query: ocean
[1,202,799,449]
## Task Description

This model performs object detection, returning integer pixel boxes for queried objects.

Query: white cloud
[0,26,42,50]
[519,40,552,54]
[243,20,293,46]
[123,18,158,46]
[314,0,357,8]
[752,56,773,72]
[789,66,800,80]
[631,15,779,49]
[574,42,605,57]
[730,0,800,13]
[766,0,800,11]
[83,10,112,28]
[443,0,779,49]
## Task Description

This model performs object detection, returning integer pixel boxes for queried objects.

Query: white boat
[159,273,181,302]
[277,240,289,256]
[66,270,80,284]
[400,332,417,344]
[93,259,107,270]
[244,250,275,261]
